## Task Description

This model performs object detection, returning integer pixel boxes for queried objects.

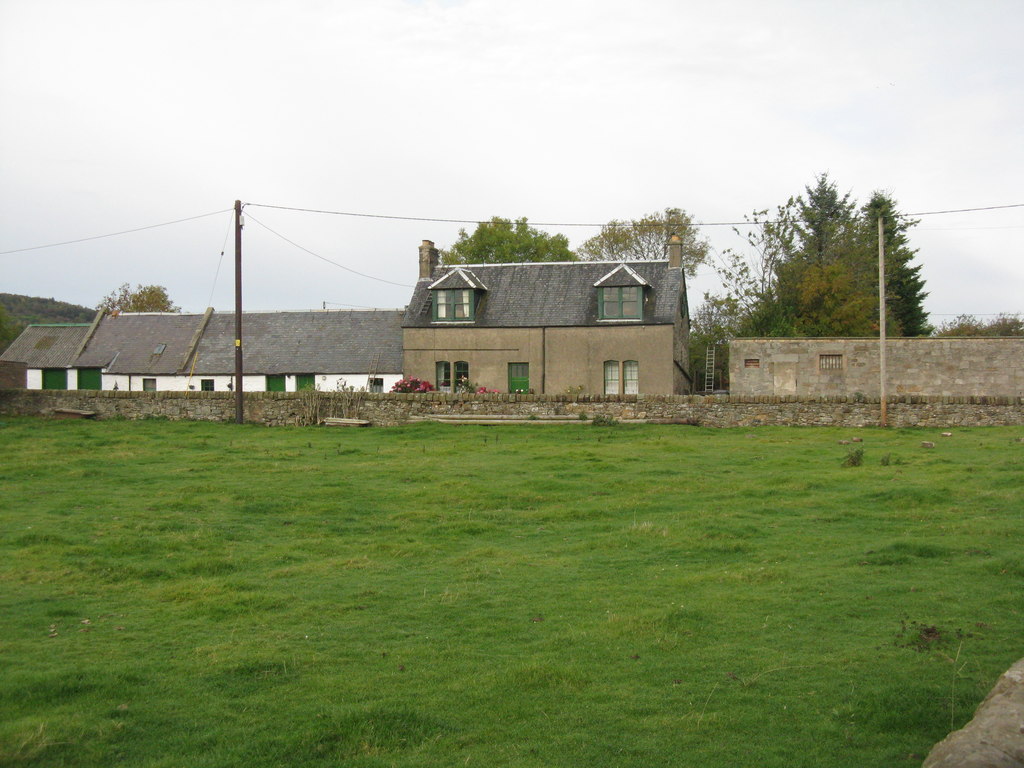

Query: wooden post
[234,200,244,424]
[878,216,887,427]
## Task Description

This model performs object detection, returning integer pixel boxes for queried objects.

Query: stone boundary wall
[0,361,26,389]
[1,389,1021,428]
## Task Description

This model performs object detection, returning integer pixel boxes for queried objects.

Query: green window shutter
[296,374,316,391]
[508,362,529,393]
[266,375,286,392]
[77,368,102,390]
[42,368,68,390]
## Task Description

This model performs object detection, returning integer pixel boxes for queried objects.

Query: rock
[941,432,953,437]
[921,441,935,448]
[839,440,851,445]
[922,657,1024,768]
[852,437,864,443]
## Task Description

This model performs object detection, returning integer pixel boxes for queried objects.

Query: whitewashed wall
[26,369,43,389]
[98,373,403,392]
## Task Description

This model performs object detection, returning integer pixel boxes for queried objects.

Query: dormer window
[599,286,642,319]
[594,263,648,321]
[433,289,475,321]
[428,268,487,323]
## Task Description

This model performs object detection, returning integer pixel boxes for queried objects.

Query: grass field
[1,417,1021,767]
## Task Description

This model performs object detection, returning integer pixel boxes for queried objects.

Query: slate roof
[189,310,404,375]
[403,260,683,328]
[0,325,91,368]
[75,313,207,374]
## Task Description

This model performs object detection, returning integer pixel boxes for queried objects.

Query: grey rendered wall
[730,338,1024,398]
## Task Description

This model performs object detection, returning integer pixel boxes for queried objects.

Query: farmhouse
[402,239,692,394]
[730,337,1024,398]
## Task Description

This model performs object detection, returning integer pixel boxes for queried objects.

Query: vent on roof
[153,344,166,355]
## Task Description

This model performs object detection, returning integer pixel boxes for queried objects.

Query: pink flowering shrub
[476,386,499,394]
[390,377,435,393]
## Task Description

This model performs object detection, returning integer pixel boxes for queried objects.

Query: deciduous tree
[442,217,574,264]
[933,314,1023,337]
[98,283,180,313]
[577,207,709,273]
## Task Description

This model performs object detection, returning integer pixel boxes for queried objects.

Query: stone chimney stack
[667,233,683,269]
[418,239,439,279]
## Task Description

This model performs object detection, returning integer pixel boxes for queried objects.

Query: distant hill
[1,293,96,325]
[0,293,96,353]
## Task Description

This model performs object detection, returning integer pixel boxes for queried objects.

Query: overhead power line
[245,213,414,288]
[245,201,1024,229]
[0,209,233,256]
[1,201,1021,258]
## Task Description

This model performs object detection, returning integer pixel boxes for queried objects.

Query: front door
[508,362,529,393]
[266,375,286,392]
[295,374,316,391]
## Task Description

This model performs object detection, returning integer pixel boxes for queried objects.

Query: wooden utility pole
[234,200,244,424]
[878,216,887,427]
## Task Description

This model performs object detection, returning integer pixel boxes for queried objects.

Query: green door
[295,374,316,391]
[508,363,529,393]
[42,368,68,390]
[77,368,102,390]
[266,375,286,392]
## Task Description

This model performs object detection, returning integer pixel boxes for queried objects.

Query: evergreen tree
[700,174,931,342]
[861,192,931,336]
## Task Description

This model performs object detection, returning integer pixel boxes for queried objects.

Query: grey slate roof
[190,310,404,375]
[75,313,207,374]
[0,325,91,368]
[403,260,683,328]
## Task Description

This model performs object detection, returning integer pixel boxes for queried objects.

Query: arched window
[603,360,619,395]
[623,360,639,395]
[435,361,451,391]
[604,360,640,395]
[454,361,470,392]
[435,361,471,392]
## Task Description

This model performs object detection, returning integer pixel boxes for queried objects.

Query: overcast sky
[1,0,1021,324]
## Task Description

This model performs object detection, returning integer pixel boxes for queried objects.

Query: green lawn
[1,418,1021,767]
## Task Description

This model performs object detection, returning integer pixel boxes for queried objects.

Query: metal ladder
[704,345,716,392]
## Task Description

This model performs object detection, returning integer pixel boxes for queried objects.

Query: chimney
[667,233,683,269]
[418,239,439,279]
